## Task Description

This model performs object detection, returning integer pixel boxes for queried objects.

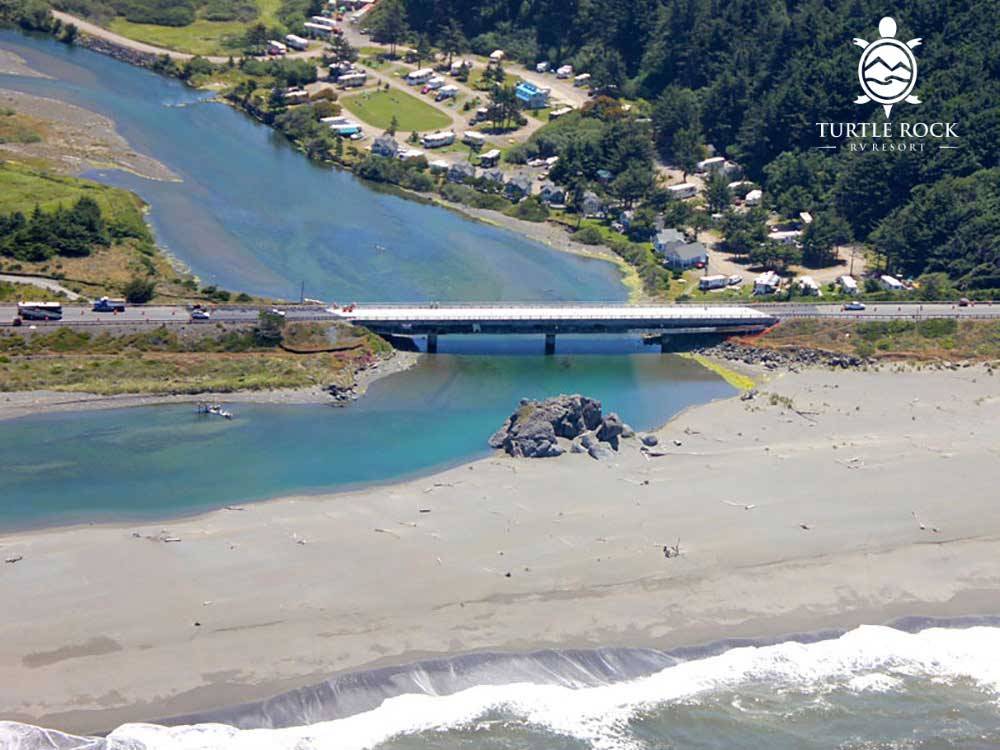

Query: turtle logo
[854,17,921,118]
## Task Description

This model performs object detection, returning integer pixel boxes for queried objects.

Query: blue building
[515,81,550,109]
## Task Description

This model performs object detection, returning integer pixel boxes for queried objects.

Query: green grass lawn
[0,162,145,226]
[107,17,248,56]
[106,0,285,56]
[341,88,451,132]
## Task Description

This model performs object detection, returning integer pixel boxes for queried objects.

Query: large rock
[597,412,625,450]
[587,443,615,460]
[489,395,603,458]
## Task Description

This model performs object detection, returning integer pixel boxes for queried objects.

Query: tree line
[0,198,109,262]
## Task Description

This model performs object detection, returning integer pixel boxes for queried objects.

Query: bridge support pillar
[659,334,671,353]
[544,333,556,355]
[426,333,438,354]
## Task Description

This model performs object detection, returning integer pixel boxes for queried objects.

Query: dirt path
[0,274,83,301]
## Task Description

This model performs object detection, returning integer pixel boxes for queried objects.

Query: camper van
[338,71,367,88]
[435,85,458,101]
[421,130,455,148]
[405,68,435,86]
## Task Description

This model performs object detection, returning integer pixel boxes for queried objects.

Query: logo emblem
[853,17,921,118]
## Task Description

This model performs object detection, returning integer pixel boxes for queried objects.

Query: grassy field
[107,17,248,56]
[341,88,452,132]
[749,318,1000,362]
[0,281,65,303]
[0,161,145,223]
[0,162,202,301]
[106,0,284,56]
[0,323,386,394]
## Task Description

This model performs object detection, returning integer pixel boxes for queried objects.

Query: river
[0,30,625,302]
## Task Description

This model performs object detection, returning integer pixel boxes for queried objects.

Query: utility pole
[299,280,305,304]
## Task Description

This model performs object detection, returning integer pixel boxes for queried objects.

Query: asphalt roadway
[1,301,997,329]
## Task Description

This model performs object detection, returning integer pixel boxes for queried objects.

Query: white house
[754,270,782,295]
[667,183,698,200]
[880,274,904,291]
[838,275,859,294]
[744,188,763,206]
[580,190,605,217]
[797,275,821,295]
[422,130,456,148]
[654,229,708,269]
[538,181,566,205]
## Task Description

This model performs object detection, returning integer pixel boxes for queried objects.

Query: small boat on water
[196,403,234,419]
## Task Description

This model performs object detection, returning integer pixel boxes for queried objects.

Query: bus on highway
[17,301,63,321]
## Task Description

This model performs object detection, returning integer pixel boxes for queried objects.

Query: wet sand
[0,87,176,180]
[1,364,998,733]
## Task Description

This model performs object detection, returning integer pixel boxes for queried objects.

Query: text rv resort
[815,16,959,153]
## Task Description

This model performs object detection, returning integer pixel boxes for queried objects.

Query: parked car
[843,301,866,311]
[727,275,743,286]
[190,309,211,320]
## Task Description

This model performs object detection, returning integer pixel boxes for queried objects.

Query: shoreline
[3,364,998,733]
[0,349,419,423]
[6,25,641,299]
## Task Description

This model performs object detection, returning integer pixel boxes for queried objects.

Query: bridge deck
[328,304,775,324]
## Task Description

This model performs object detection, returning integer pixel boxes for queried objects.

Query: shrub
[573,226,604,245]
[122,276,156,303]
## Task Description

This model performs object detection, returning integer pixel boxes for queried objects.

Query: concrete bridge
[327,303,778,353]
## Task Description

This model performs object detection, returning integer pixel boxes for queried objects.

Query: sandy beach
[1,363,998,733]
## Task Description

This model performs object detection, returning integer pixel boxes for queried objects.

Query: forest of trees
[0,198,110,262]
[379,0,999,287]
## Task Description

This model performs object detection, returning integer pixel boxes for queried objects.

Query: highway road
[1,301,997,329]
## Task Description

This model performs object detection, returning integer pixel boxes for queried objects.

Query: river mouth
[0,348,732,531]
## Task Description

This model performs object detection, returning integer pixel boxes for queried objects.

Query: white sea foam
[5,625,1000,750]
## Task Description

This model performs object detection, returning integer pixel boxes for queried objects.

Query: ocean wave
[4,625,1000,750]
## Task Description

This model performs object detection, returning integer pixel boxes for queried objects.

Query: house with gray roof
[653,228,707,269]
[447,161,476,184]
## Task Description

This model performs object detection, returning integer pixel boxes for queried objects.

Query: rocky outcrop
[696,342,871,370]
[490,395,633,459]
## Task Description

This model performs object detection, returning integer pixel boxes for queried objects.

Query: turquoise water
[0,31,625,302]
[0,352,731,530]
